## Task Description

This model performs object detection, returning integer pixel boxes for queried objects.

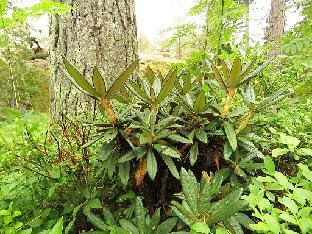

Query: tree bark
[266,0,286,58]
[49,0,138,118]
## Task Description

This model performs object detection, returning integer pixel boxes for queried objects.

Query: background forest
[0,0,311,233]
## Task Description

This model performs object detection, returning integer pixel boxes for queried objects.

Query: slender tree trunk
[49,0,138,118]
[266,0,286,58]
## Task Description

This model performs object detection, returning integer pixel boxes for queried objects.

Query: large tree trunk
[266,0,286,58]
[49,0,138,117]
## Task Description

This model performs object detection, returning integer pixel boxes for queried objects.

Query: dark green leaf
[194,91,207,113]
[229,58,242,87]
[63,57,100,98]
[224,122,237,151]
[129,80,151,103]
[119,219,139,234]
[195,129,208,143]
[147,149,157,180]
[212,64,227,91]
[180,168,198,214]
[93,67,106,97]
[118,162,130,185]
[107,60,139,97]
[155,217,178,234]
[162,155,179,179]
[135,197,147,234]
[156,68,177,103]
[189,142,199,166]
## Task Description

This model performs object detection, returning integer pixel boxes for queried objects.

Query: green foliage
[83,196,178,234]
[243,158,312,234]
[62,55,288,189]
[170,168,251,233]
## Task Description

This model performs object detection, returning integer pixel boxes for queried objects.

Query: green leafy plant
[62,55,289,209]
[170,168,253,233]
[83,196,178,234]
[243,158,312,234]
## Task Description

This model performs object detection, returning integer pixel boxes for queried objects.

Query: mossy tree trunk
[49,0,138,118]
[266,0,286,58]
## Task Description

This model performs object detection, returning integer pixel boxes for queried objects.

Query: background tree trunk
[266,0,286,58]
[49,0,138,118]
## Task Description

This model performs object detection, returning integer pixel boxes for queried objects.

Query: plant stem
[221,88,237,118]
[236,106,256,134]
[100,97,117,125]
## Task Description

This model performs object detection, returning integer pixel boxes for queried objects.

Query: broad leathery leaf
[129,80,151,103]
[161,155,179,179]
[99,143,115,161]
[153,144,181,158]
[211,64,227,91]
[148,208,160,231]
[83,210,108,231]
[145,65,156,84]
[107,59,139,97]
[49,217,63,234]
[221,61,230,82]
[155,217,178,234]
[118,162,130,185]
[189,142,199,166]
[239,59,271,85]
[223,141,232,160]
[119,219,139,234]
[243,83,256,105]
[190,222,210,234]
[198,177,213,216]
[258,87,289,109]
[234,213,255,230]
[180,168,198,214]
[153,77,161,97]
[229,58,242,88]
[147,149,157,180]
[167,134,191,144]
[195,129,208,143]
[207,193,246,226]
[93,67,106,97]
[171,201,197,225]
[223,215,244,234]
[182,75,192,95]
[238,137,264,159]
[102,207,115,226]
[223,216,244,234]
[110,226,130,234]
[234,167,247,178]
[156,68,177,104]
[63,57,100,99]
[135,197,147,234]
[120,86,131,103]
[170,205,193,226]
[118,150,137,163]
[207,200,248,226]
[209,189,243,214]
[194,91,207,113]
[107,155,117,178]
[224,122,237,151]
